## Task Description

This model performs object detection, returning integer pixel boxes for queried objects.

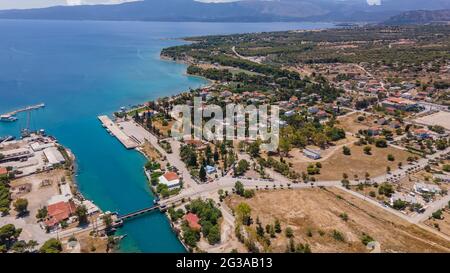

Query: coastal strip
[98,115,138,149]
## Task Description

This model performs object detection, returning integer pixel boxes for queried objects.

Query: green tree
[39,238,62,253]
[285,227,294,238]
[75,205,89,225]
[274,219,282,233]
[235,159,249,176]
[247,141,260,158]
[13,198,28,216]
[236,202,252,226]
[343,146,351,155]
[199,166,207,182]
[363,146,372,155]
[234,181,245,196]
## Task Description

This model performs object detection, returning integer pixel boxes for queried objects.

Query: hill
[384,9,450,25]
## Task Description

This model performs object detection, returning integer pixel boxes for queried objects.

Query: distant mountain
[0,0,449,22]
[384,9,450,25]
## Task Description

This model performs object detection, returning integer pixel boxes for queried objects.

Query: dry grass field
[226,188,450,253]
[287,144,413,180]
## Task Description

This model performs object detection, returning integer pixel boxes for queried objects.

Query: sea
[0,20,335,252]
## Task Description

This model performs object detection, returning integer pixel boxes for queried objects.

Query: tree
[235,159,249,176]
[207,225,221,245]
[234,181,245,196]
[375,139,387,148]
[102,214,113,230]
[285,227,294,238]
[236,202,252,226]
[279,138,291,156]
[363,146,372,155]
[256,217,265,237]
[13,198,28,216]
[0,224,22,252]
[39,238,62,253]
[432,209,443,220]
[247,141,260,158]
[274,219,282,233]
[75,205,89,225]
[387,154,395,161]
[199,166,207,182]
[36,207,48,220]
[213,148,219,162]
[342,146,351,155]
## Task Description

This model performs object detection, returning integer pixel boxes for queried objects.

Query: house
[381,97,419,111]
[0,167,7,176]
[368,127,381,136]
[185,213,201,230]
[158,172,181,189]
[308,107,319,114]
[303,148,321,160]
[390,193,418,206]
[316,110,328,120]
[413,129,431,140]
[414,183,441,194]
[44,200,77,228]
[284,110,296,117]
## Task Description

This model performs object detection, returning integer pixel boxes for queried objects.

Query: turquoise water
[0,20,335,252]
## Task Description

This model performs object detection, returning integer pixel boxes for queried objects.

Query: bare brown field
[424,207,450,237]
[288,144,413,180]
[226,188,450,253]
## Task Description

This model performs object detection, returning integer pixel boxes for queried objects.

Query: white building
[413,183,441,194]
[43,147,66,165]
[158,172,181,189]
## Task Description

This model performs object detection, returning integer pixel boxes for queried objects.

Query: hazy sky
[0,0,138,10]
[0,0,383,10]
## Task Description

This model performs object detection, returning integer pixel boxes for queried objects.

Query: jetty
[98,115,138,149]
[0,103,45,122]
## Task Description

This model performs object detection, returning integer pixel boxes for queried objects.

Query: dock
[98,115,138,149]
[3,103,45,116]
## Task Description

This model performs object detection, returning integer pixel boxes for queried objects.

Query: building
[30,142,55,152]
[158,172,181,189]
[433,174,450,183]
[381,97,419,111]
[44,200,77,228]
[43,147,66,166]
[303,148,321,160]
[0,148,32,162]
[390,193,418,206]
[0,167,7,176]
[413,129,431,140]
[414,183,441,194]
[185,212,201,230]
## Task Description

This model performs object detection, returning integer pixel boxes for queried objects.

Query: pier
[1,103,45,122]
[98,115,138,149]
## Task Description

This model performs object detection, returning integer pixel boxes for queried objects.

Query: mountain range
[0,0,449,22]
[384,9,450,25]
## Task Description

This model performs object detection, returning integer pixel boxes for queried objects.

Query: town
[89,24,450,253]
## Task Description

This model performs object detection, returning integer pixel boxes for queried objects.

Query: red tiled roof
[163,172,179,182]
[0,167,7,176]
[45,201,76,227]
[185,213,201,230]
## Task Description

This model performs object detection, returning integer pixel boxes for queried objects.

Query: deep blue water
[0,20,335,252]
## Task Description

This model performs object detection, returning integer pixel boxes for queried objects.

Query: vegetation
[39,238,62,253]
[13,198,28,216]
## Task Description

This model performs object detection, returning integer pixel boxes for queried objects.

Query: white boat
[0,115,18,122]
